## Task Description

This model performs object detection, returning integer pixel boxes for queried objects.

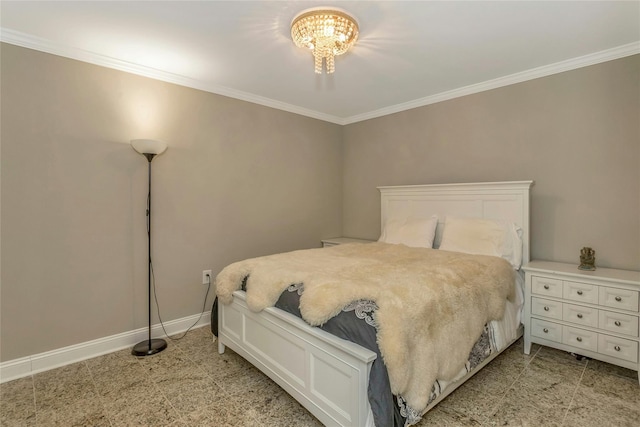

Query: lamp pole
[131,149,168,357]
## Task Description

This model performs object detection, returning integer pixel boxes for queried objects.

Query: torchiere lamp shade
[130,139,167,156]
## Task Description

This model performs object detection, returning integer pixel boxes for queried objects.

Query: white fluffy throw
[216,242,514,412]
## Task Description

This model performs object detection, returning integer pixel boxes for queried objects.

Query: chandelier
[291,8,359,74]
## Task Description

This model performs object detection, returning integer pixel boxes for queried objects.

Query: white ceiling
[1,1,638,124]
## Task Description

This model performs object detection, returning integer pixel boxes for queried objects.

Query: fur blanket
[216,242,514,412]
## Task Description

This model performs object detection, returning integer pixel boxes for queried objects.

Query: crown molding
[342,42,640,125]
[0,28,345,125]
[1,27,637,126]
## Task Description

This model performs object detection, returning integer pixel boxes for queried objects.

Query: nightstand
[523,261,640,383]
[321,237,375,248]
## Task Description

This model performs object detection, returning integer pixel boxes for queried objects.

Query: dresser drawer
[563,281,598,305]
[599,287,639,312]
[598,310,639,338]
[563,303,598,328]
[531,318,562,343]
[531,297,563,321]
[562,326,598,352]
[524,261,640,374]
[532,276,563,298]
[598,334,639,363]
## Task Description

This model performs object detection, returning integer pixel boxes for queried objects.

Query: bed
[214,181,533,426]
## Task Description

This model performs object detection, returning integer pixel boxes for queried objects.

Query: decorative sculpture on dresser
[578,247,596,271]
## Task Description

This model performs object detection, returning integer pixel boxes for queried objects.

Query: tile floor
[1,326,638,426]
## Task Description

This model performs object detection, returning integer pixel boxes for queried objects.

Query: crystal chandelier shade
[291,9,359,74]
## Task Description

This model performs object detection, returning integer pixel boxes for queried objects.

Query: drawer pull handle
[576,337,583,342]
[544,306,550,311]
[577,290,583,296]
[614,321,621,327]
[543,328,549,333]
[614,345,621,352]
[615,296,622,302]
[577,314,583,319]
[544,285,550,290]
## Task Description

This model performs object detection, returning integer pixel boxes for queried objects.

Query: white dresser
[320,237,375,247]
[523,261,640,383]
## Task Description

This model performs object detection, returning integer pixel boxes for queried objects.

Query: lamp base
[132,338,168,357]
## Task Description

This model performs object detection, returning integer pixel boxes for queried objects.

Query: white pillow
[438,216,523,269]
[378,215,438,248]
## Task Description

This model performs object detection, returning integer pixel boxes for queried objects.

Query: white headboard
[378,181,533,263]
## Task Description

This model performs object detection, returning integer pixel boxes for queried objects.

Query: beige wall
[2,44,638,363]
[343,55,640,271]
[0,44,343,361]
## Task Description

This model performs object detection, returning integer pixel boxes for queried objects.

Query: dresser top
[523,260,640,286]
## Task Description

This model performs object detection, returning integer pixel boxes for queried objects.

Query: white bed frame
[217,181,533,426]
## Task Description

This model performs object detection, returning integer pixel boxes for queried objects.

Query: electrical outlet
[202,270,212,285]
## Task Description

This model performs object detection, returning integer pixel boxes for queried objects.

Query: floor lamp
[130,139,168,356]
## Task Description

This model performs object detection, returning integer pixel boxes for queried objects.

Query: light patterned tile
[578,362,639,407]
[157,372,228,416]
[0,376,37,427]
[463,358,521,396]
[33,362,98,411]
[219,375,291,425]
[500,338,541,367]
[135,342,192,374]
[35,398,111,427]
[563,387,640,427]
[178,334,251,381]
[584,358,638,382]
[463,338,539,396]
[215,365,276,398]
[86,350,150,401]
[0,417,37,427]
[181,401,261,427]
[484,399,565,427]
[6,327,637,427]
[170,325,216,355]
[33,361,109,427]
[416,405,483,426]
[252,388,324,427]
[99,381,180,427]
[169,324,213,346]
[85,349,142,380]
[436,382,504,425]
[481,344,593,427]
[498,345,585,411]
[135,343,193,382]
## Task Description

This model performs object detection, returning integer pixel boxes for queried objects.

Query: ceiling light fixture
[291,8,359,74]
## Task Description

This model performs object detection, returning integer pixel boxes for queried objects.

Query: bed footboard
[218,291,377,427]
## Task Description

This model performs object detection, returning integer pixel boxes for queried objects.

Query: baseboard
[0,311,211,384]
